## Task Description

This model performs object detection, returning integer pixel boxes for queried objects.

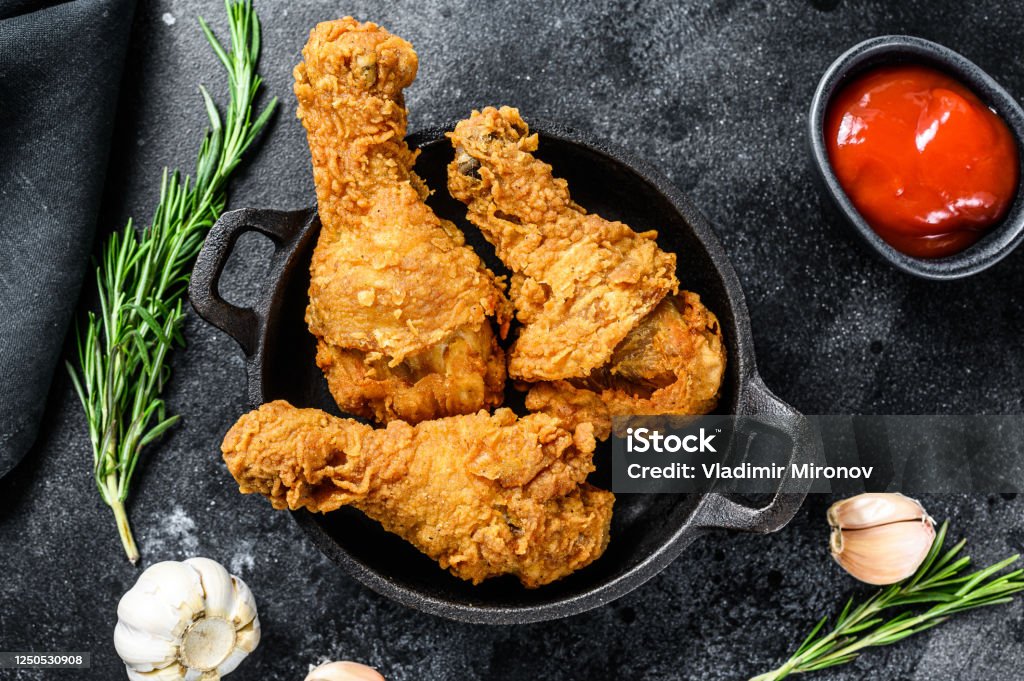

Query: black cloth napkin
[0,0,135,477]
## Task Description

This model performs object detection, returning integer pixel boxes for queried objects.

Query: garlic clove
[117,589,190,644]
[118,562,204,640]
[227,575,258,628]
[114,622,178,670]
[145,562,206,614]
[831,519,935,585]
[218,617,262,676]
[184,557,234,619]
[827,493,928,530]
[235,616,261,653]
[218,648,249,678]
[306,661,387,681]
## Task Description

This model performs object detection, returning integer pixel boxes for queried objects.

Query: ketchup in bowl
[826,64,1019,258]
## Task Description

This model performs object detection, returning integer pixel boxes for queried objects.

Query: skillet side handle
[694,375,818,534]
[188,208,308,356]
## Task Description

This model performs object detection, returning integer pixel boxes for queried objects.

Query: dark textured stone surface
[2,0,1024,679]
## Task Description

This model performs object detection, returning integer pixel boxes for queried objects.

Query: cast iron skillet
[189,122,818,624]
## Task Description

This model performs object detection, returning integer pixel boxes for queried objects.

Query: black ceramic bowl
[190,122,817,624]
[809,35,1024,280]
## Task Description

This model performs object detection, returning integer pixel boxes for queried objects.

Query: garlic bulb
[114,558,260,680]
[305,661,386,681]
[828,493,935,585]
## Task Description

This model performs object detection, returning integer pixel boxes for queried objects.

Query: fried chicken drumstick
[222,401,613,587]
[448,107,726,438]
[447,106,677,383]
[295,19,510,424]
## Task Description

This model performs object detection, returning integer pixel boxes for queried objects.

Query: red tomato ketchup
[826,64,1019,258]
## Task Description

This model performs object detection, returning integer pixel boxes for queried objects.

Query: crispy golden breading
[294,19,510,423]
[315,325,507,425]
[222,401,614,587]
[448,107,726,437]
[447,106,678,382]
[525,292,727,439]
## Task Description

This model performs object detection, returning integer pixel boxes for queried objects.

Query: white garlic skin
[828,493,935,586]
[306,661,386,681]
[827,493,928,530]
[114,558,260,681]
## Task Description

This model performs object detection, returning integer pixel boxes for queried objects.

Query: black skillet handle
[189,208,309,356]
[693,375,818,533]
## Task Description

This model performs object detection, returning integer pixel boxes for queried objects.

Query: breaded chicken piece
[222,401,613,587]
[447,106,678,382]
[294,19,510,423]
[315,328,506,426]
[448,108,726,437]
[525,292,726,439]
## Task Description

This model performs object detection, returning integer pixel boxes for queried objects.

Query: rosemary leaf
[68,0,277,563]
[750,521,1024,680]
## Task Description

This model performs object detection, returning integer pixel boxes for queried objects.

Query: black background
[2,0,1024,679]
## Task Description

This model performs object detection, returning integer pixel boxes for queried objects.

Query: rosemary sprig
[67,0,276,564]
[751,521,1024,680]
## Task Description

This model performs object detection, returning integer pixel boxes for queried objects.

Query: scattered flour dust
[229,538,256,576]
[144,505,199,557]
[161,12,176,26]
